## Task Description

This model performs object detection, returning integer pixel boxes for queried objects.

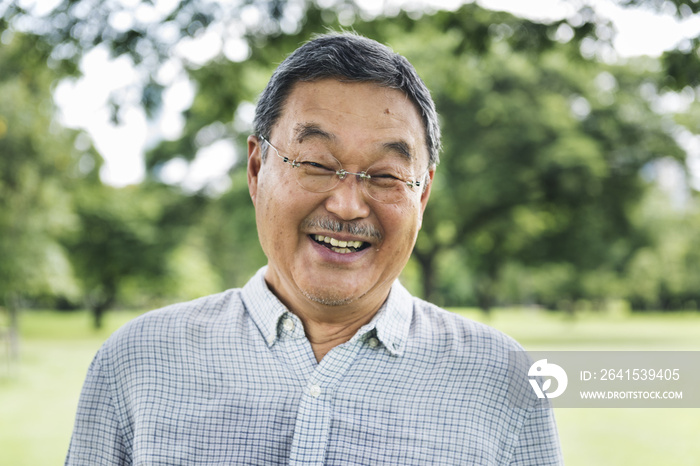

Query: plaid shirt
[66,267,562,465]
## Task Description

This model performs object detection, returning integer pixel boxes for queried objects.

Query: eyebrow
[382,141,413,161]
[294,123,336,143]
[293,122,414,161]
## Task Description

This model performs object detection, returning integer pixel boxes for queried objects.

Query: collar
[240,266,414,356]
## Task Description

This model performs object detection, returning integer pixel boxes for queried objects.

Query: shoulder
[404,298,541,420]
[404,296,529,386]
[99,289,245,361]
[409,296,524,355]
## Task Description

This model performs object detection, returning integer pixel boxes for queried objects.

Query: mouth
[311,234,371,254]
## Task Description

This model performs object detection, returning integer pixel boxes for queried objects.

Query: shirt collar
[358,279,413,356]
[241,267,290,347]
[241,266,414,356]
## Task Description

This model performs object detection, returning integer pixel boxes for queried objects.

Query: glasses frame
[259,136,428,204]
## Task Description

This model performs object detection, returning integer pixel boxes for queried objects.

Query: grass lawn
[1,307,699,465]
[0,310,142,466]
[455,308,700,466]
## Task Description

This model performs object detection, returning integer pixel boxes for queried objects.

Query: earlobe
[247,135,262,205]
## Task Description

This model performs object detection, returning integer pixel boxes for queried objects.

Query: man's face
[248,79,433,311]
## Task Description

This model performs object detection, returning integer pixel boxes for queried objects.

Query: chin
[300,285,359,307]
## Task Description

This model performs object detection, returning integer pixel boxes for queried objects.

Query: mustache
[301,217,383,242]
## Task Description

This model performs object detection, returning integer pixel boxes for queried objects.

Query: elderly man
[66,33,562,465]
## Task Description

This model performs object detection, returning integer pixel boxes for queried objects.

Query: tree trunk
[90,286,116,329]
[413,249,439,304]
[5,293,21,363]
[93,304,105,330]
[475,274,495,315]
[92,298,114,329]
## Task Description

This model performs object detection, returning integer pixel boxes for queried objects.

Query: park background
[1,0,700,464]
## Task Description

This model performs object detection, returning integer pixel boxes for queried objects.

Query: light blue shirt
[66,267,562,465]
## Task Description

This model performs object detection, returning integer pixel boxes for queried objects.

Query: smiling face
[247,79,433,316]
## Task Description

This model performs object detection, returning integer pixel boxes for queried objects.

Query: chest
[119,339,517,465]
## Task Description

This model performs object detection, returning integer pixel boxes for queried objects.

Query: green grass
[1,308,699,465]
[456,307,700,466]
[453,307,700,350]
[0,310,143,466]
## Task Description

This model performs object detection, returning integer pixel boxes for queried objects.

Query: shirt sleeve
[65,349,130,465]
[510,402,564,465]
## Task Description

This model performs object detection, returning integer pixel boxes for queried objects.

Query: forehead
[273,79,428,165]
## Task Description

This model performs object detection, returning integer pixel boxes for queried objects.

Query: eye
[304,161,332,170]
[367,161,412,180]
[369,172,404,189]
[298,159,337,176]
[372,172,401,180]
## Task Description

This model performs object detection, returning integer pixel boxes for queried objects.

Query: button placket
[289,339,365,465]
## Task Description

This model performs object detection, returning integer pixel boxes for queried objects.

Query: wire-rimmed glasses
[259,136,428,205]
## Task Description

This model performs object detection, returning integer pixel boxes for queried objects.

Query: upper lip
[309,232,374,245]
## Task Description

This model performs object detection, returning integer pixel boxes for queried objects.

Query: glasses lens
[366,181,409,204]
[365,164,420,204]
[277,142,425,204]
[293,155,342,193]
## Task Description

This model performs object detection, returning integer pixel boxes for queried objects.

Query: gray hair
[253,32,441,167]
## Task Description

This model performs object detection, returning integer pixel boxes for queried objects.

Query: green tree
[5,1,698,314]
[65,183,206,328]
[98,4,695,311]
[0,31,87,351]
[625,186,700,310]
[140,5,611,307]
[0,0,362,119]
[353,8,687,310]
[0,0,605,120]
[619,0,700,89]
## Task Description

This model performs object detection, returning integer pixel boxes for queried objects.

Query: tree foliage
[140,4,694,310]
[615,0,700,89]
[1,0,698,318]
[0,31,87,350]
[352,7,688,310]
[0,33,207,329]
[64,183,207,327]
[0,32,85,306]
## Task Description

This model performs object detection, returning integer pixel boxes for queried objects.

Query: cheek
[385,202,422,233]
[257,169,297,216]
[255,175,291,250]
[376,203,423,256]
[256,173,312,241]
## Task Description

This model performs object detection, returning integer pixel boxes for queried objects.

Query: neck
[264,272,390,362]
[298,309,377,362]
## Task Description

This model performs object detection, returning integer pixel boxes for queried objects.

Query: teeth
[313,235,364,251]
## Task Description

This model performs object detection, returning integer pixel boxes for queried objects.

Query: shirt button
[267,335,275,345]
[309,384,321,398]
[283,317,295,332]
[368,337,379,348]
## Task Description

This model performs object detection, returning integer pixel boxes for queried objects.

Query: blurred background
[1,0,699,464]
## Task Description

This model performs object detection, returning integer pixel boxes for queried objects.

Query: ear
[247,135,263,206]
[417,167,435,228]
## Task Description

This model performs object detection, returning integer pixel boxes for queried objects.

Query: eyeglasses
[259,136,428,205]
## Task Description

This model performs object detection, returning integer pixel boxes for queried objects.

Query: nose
[323,175,371,221]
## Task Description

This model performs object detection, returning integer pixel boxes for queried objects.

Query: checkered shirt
[66,267,562,465]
